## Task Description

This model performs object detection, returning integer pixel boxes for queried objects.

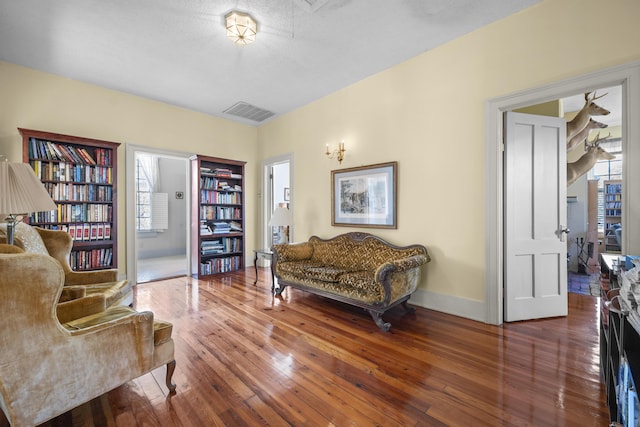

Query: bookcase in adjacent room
[191,154,246,277]
[604,179,623,253]
[20,128,119,271]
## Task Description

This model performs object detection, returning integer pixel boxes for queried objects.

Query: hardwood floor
[50,269,612,426]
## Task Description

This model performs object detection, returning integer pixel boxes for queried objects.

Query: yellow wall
[258,0,640,307]
[0,62,258,277]
[2,0,640,320]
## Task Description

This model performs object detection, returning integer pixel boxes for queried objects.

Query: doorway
[485,61,640,325]
[563,87,623,296]
[262,154,293,251]
[126,145,191,285]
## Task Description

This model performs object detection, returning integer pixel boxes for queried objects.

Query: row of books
[200,206,241,221]
[70,248,113,270]
[606,183,622,194]
[34,223,112,241]
[200,221,242,236]
[200,176,242,191]
[200,256,241,275]
[200,238,242,255]
[43,182,113,202]
[200,190,241,204]
[605,194,622,202]
[606,210,622,217]
[30,160,113,184]
[606,202,622,209]
[29,138,112,166]
[200,167,242,180]
[29,203,113,223]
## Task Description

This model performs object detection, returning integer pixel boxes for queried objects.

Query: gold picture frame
[331,161,397,228]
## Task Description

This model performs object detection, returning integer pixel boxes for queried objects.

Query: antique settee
[271,232,430,331]
[0,249,176,426]
[0,222,132,306]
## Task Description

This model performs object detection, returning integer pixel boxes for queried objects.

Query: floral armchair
[0,249,176,426]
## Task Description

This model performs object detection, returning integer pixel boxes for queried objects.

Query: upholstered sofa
[271,232,430,331]
[0,222,132,307]
[0,249,176,426]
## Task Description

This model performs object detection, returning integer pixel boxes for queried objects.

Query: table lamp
[0,161,57,245]
[268,206,292,244]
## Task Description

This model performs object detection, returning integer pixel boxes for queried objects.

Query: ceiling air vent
[223,102,275,122]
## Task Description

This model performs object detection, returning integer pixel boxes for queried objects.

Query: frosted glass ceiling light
[225,11,257,46]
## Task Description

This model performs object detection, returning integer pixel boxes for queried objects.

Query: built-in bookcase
[20,128,119,271]
[190,155,246,277]
[604,180,622,253]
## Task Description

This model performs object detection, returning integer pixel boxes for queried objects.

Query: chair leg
[166,360,177,394]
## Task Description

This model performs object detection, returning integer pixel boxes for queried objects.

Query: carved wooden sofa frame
[271,232,430,331]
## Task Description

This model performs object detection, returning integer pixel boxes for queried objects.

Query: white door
[504,112,568,322]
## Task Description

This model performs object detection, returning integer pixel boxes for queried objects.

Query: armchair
[0,251,176,426]
[0,222,132,306]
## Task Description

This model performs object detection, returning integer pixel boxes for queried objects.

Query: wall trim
[411,289,486,323]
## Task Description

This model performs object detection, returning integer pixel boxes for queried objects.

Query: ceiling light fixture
[225,11,257,46]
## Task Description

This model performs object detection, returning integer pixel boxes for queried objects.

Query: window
[135,154,158,231]
[588,138,622,232]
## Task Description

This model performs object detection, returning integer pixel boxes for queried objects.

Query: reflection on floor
[568,271,600,296]
[137,255,187,283]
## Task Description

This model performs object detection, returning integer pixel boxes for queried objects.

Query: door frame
[125,144,193,285]
[261,153,294,251]
[485,61,640,325]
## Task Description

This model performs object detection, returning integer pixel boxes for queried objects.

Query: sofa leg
[166,360,177,394]
[274,284,287,296]
[401,301,416,314]
[368,310,391,332]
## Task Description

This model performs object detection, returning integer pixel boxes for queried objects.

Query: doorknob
[558,226,570,242]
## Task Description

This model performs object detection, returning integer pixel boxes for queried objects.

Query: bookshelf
[20,128,119,271]
[191,155,246,277]
[600,254,640,426]
[604,180,622,253]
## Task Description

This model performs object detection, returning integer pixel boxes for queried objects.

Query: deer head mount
[566,92,610,142]
[567,132,614,186]
[567,118,608,151]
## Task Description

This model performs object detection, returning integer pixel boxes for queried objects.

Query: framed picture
[331,161,397,228]
[284,187,290,201]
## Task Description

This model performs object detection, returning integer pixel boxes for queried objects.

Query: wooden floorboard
[0,268,608,426]
[121,268,609,426]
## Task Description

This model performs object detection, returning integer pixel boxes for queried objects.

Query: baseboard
[410,288,487,323]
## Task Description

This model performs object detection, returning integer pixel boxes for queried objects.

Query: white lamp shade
[0,162,57,217]
[268,207,292,227]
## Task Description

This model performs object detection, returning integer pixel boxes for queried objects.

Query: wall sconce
[325,141,346,164]
[225,11,257,46]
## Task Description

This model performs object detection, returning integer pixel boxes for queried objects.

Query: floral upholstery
[0,222,49,254]
[272,232,430,330]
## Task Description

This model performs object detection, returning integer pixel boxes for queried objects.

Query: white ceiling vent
[223,102,275,122]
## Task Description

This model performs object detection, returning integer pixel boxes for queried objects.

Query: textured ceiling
[0,0,540,125]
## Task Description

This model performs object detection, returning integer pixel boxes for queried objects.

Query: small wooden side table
[253,249,274,290]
